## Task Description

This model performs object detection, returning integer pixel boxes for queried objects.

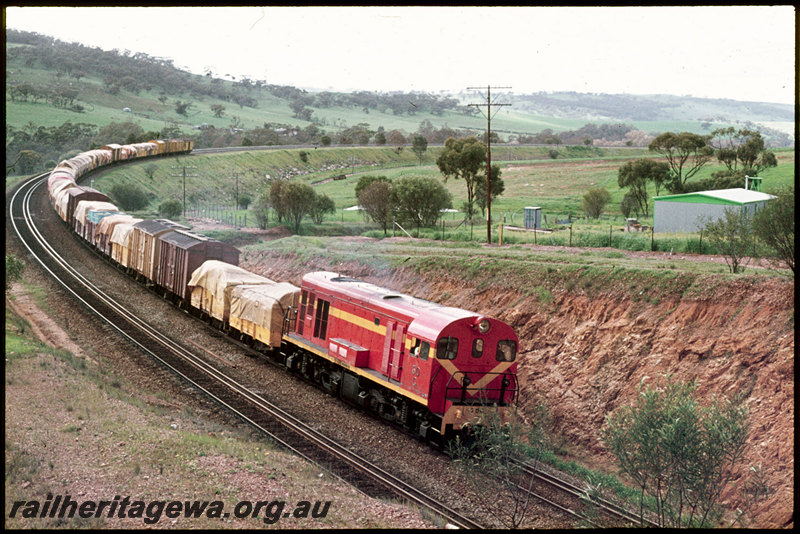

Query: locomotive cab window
[411,339,430,360]
[496,340,517,362]
[419,341,430,361]
[436,337,458,360]
[472,338,484,358]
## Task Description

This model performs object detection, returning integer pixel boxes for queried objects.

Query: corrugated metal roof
[654,188,777,205]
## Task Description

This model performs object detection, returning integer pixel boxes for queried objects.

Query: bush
[582,187,612,218]
[111,182,151,211]
[6,254,25,290]
[603,375,749,528]
[158,199,183,219]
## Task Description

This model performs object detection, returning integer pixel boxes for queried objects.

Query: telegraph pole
[171,164,198,217]
[468,85,511,244]
[232,172,241,208]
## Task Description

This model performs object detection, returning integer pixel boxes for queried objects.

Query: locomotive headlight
[476,318,491,334]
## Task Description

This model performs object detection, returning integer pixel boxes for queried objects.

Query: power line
[468,85,511,244]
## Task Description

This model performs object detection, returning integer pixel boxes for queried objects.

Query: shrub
[158,199,183,219]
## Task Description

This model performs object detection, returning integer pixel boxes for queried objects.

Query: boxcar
[129,219,189,283]
[86,209,121,247]
[155,230,240,303]
[62,186,110,226]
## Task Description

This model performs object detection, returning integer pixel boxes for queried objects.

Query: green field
[84,144,793,257]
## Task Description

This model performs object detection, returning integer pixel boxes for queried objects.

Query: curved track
[8,173,483,530]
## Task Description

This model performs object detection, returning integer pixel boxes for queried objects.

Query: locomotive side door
[381,321,406,381]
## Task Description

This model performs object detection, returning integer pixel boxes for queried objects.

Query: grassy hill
[87,144,793,256]
[6,30,793,158]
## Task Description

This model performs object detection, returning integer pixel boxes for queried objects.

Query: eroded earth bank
[241,244,794,529]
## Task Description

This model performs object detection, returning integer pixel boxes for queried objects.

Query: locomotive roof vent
[331,276,362,283]
[383,294,404,300]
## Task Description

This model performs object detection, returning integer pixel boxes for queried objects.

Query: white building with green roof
[653,188,776,233]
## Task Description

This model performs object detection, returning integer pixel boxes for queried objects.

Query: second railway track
[9,173,483,529]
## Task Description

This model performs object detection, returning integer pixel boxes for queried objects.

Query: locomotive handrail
[444,371,517,406]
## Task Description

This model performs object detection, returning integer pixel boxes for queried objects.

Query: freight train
[46,140,519,442]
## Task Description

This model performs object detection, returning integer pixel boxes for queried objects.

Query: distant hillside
[500,91,793,123]
[5,29,794,174]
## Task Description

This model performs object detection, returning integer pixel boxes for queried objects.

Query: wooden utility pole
[171,164,198,217]
[232,172,241,208]
[468,85,511,244]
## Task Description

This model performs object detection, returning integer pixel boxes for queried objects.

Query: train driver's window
[497,340,517,362]
[436,337,458,360]
[419,341,430,360]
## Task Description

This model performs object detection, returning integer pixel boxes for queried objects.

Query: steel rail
[9,173,482,530]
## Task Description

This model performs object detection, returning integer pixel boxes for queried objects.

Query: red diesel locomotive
[281,271,518,441]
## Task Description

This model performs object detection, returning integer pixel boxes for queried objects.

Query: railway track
[8,173,483,529]
[515,460,660,528]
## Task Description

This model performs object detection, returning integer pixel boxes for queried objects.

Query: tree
[253,189,271,230]
[752,185,794,272]
[210,104,226,118]
[448,403,552,528]
[354,174,389,199]
[474,164,505,217]
[391,176,452,228]
[158,199,183,219]
[279,181,316,233]
[701,208,756,274]
[411,135,428,165]
[269,179,287,223]
[143,163,158,180]
[358,180,393,235]
[648,132,713,192]
[582,187,612,219]
[237,193,252,210]
[174,100,192,117]
[710,127,778,176]
[309,193,335,224]
[436,136,486,219]
[15,150,43,174]
[603,376,749,528]
[617,159,670,217]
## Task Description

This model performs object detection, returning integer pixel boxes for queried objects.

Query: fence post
[569,225,573,247]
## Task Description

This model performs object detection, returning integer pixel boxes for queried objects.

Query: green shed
[653,188,776,233]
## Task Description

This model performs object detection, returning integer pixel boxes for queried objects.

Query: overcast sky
[5,5,796,105]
